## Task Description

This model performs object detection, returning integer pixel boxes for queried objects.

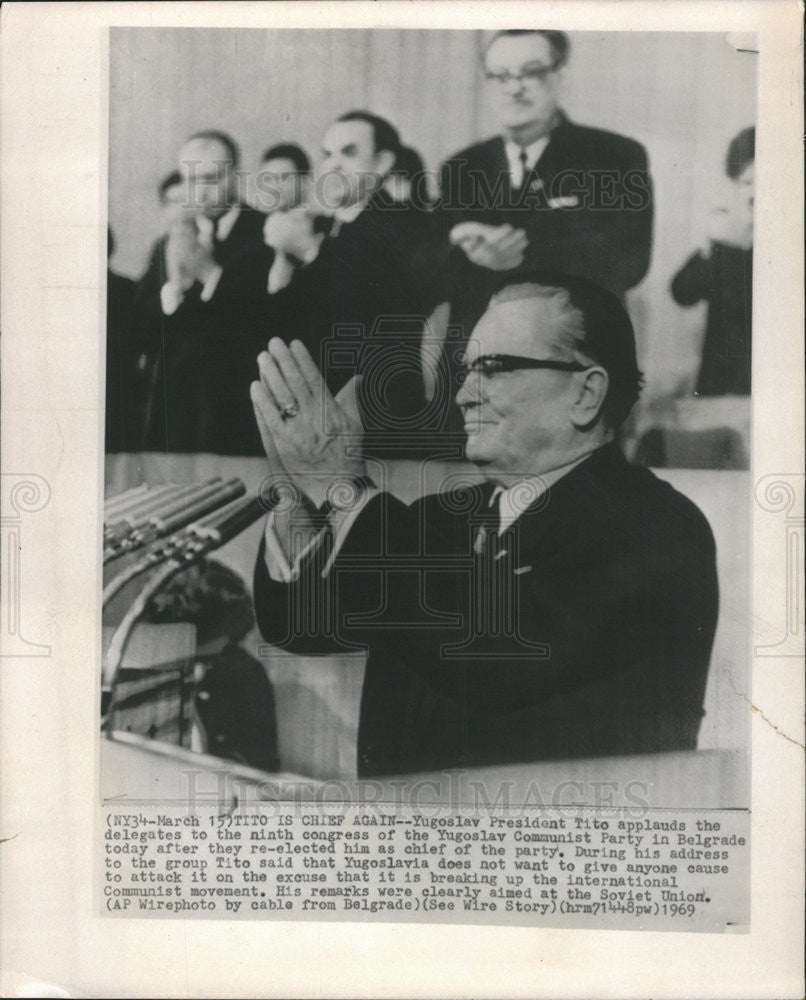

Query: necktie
[516,149,544,199]
[518,149,529,188]
[474,489,506,557]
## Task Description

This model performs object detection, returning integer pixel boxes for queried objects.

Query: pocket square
[513,565,533,576]
[547,195,579,209]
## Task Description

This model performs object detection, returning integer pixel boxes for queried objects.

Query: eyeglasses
[484,64,558,87]
[460,354,592,380]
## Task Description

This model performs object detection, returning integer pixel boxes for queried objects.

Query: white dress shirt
[263,485,380,583]
[504,136,551,188]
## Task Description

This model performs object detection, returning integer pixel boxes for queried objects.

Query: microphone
[103,482,204,546]
[103,478,240,562]
[103,483,150,518]
[101,491,269,713]
[102,494,266,606]
[188,495,267,548]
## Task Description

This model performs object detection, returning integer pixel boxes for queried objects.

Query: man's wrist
[198,262,224,302]
[160,279,190,315]
[318,474,376,515]
[196,258,221,284]
[295,472,373,515]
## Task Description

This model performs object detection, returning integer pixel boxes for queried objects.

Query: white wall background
[109,28,757,396]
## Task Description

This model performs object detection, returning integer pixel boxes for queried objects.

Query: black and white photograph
[102,27,752,800]
[1,2,803,996]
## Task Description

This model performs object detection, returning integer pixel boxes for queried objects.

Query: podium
[102,623,196,746]
[101,734,747,810]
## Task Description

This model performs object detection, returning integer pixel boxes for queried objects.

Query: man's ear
[570,366,609,428]
[375,149,396,179]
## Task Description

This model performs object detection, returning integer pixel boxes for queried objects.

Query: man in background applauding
[440,31,654,371]
[138,131,270,454]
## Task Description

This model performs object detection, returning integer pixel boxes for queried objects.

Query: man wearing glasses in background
[439,30,654,365]
[251,272,717,777]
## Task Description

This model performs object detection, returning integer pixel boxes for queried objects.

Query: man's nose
[455,370,482,408]
[502,73,525,96]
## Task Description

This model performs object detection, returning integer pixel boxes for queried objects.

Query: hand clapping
[450,221,528,271]
[250,338,365,510]
[165,218,218,291]
[263,206,323,262]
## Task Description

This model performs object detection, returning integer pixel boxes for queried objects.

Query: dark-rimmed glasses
[460,354,592,380]
[484,64,558,87]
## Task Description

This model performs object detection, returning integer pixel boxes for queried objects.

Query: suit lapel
[502,445,625,566]
[528,112,572,194]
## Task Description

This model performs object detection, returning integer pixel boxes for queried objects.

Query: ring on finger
[281,402,300,420]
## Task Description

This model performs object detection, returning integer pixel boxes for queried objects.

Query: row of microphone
[104,477,258,562]
[103,478,268,606]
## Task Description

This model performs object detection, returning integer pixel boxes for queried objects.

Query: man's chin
[498,105,537,125]
[500,110,551,133]
[464,441,492,466]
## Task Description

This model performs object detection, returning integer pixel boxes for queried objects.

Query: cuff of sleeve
[199,264,224,302]
[267,253,295,294]
[160,282,185,315]
[263,511,327,583]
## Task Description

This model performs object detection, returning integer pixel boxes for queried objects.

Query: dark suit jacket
[254,444,718,777]
[267,191,442,440]
[439,114,654,334]
[137,204,272,455]
[106,267,147,453]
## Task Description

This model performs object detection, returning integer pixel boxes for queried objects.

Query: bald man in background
[136,130,270,455]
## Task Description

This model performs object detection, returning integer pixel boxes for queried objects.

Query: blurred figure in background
[257,142,312,213]
[384,145,429,206]
[434,30,654,437]
[114,171,190,442]
[264,111,444,451]
[671,126,754,397]
[632,126,754,469]
[105,227,143,452]
[144,558,280,772]
[440,30,653,334]
[158,170,187,231]
[258,142,331,294]
[137,130,271,455]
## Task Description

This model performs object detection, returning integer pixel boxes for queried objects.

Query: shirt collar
[195,204,241,248]
[504,134,551,174]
